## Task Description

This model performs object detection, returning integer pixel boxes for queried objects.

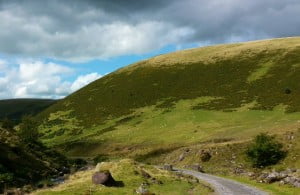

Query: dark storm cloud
[0,0,299,61]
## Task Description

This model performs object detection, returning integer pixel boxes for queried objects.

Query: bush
[19,116,39,142]
[1,118,14,131]
[0,173,13,184]
[246,133,286,167]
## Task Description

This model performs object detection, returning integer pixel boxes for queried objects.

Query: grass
[224,175,300,195]
[39,97,300,159]
[33,37,300,194]
[38,37,300,128]
[35,37,300,158]
[33,159,214,195]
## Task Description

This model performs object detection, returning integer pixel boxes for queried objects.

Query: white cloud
[0,0,299,61]
[0,59,7,69]
[71,72,102,92]
[0,59,101,99]
[0,2,194,61]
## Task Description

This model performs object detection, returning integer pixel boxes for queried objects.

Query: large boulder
[92,170,116,186]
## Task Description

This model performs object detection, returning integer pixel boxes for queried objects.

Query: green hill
[0,99,57,122]
[37,37,300,161]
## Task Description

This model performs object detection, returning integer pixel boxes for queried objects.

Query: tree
[1,118,14,131]
[19,115,39,142]
[246,133,286,167]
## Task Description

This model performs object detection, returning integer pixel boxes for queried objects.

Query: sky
[0,0,299,99]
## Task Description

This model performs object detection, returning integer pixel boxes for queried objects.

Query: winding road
[176,169,268,195]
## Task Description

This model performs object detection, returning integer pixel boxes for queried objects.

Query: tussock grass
[34,159,213,195]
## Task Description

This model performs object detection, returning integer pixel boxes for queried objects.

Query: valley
[1,37,300,194]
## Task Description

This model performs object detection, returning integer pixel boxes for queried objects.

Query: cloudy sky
[0,0,299,99]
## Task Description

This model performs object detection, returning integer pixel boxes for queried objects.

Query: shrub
[0,173,13,184]
[1,118,14,131]
[19,115,39,142]
[246,133,286,167]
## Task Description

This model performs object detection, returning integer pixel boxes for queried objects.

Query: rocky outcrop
[92,170,116,186]
[255,169,300,188]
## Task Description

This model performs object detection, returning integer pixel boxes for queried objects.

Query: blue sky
[0,0,299,99]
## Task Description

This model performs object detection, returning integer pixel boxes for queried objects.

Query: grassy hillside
[34,159,213,195]
[37,37,300,161]
[0,99,57,122]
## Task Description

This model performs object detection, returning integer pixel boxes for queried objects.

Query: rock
[136,183,152,194]
[233,167,244,175]
[287,168,297,173]
[184,164,204,172]
[247,172,255,178]
[163,164,173,171]
[179,153,185,161]
[61,166,70,174]
[199,150,211,162]
[78,166,88,171]
[283,176,300,187]
[294,181,300,188]
[256,173,268,182]
[189,164,204,172]
[140,169,151,179]
[264,172,281,183]
[92,170,116,186]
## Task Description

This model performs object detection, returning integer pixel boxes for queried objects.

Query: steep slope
[37,37,300,157]
[0,99,57,122]
[0,127,68,192]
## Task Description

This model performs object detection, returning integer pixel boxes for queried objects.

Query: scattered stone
[252,169,300,188]
[92,170,116,186]
[184,164,204,172]
[163,164,173,171]
[233,167,244,175]
[190,164,204,172]
[140,169,151,179]
[78,166,88,171]
[248,172,255,178]
[264,172,281,183]
[61,166,70,174]
[179,153,185,161]
[136,183,153,195]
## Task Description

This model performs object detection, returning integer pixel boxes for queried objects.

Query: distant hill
[0,99,57,122]
[36,37,300,160]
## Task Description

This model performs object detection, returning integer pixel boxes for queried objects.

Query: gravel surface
[176,169,268,195]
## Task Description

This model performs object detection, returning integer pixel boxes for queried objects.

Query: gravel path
[176,169,268,195]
